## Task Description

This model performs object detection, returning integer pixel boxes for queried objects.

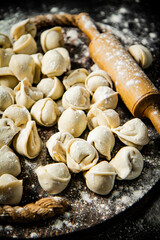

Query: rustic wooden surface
[0,2,160,239]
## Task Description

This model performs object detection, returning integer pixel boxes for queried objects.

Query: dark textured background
[0,0,160,239]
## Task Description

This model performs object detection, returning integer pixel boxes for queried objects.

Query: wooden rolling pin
[75,13,160,134]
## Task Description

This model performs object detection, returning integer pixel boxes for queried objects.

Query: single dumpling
[2,104,31,128]
[91,86,118,110]
[66,138,99,173]
[55,47,71,71]
[13,33,37,54]
[35,163,71,195]
[110,146,144,180]
[11,19,37,41]
[31,98,60,127]
[87,126,115,160]
[14,78,43,109]
[63,68,89,90]
[87,107,120,130]
[46,131,74,163]
[31,53,43,84]
[111,118,149,150]
[84,161,116,195]
[58,107,87,137]
[0,33,12,49]
[128,44,152,69]
[0,118,20,148]
[62,86,90,110]
[13,120,42,159]
[0,174,23,205]
[40,26,64,52]
[9,54,35,84]
[0,145,21,176]
[0,48,14,67]
[41,48,70,77]
[0,85,15,113]
[85,70,113,95]
[0,67,19,89]
[37,77,64,100]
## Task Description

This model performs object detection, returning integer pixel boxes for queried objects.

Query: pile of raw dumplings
[0,19,150,205]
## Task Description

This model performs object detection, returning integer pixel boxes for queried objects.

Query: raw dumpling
[0,85,15,113]
[0,174,23,205]
[84,161,116,195]
[31,98,60,127]
[41,48,70,77]
[31,53,43,84]
[0,33,12,49]
[87,126,115,160]
[46,131,74,163]
[13,33,37,54]
[58,107,87,137]
[63,68,89,90]
[0,118,20,148]
[111,118,149,150]
[0,48,14,67]
[66,138,99,173]
[14,79,43,109]
[37,77,64,100]
[110,146,144,180]
[0,67,19,89]
[13,120,42,159]
[85,70,113,95]
[0,145,21,176]
[62,86,90,110]
[9,54,35,84]
[40,26,64,52]
[11,19,37,41]
[55,47,71,71]
[36,163,71,194]
[2,104,31,127]
[128,44,152,69]
[87,107,120,130]
[91,86,118,110]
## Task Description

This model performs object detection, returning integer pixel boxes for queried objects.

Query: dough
[66,138,99,173]
[0,85,15,113]
[84,161,116,195]
[0,118,20,148]
[41,48,70,77]
[63,68,89,90]
[0,33,12,49]
[9,54,35,84]
[128,44,152,69]
[0,174,23,205]
[13,120,42,159]
[111,118,149,150]
[87,107,120,130]
[91,86,118,110]
[13,33,37,54]
[31,53,43,84]
[0,145,21,176]
[58,107,87,137]
[37,77,64,100]
[87,126,115,160]
[62,85,90,110]
[14,78,43,109]
[36,163,71,194]
[46,131,74,163]
[11,19,37,41]
[31,98,60,127]
[40,26,64,52]
[2,104,31,127]
[85,70,113,95]
[110,146,144,180]
[0,67,19,89]
[0,48,14,67]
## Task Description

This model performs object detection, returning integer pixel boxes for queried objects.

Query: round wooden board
[0,9,160,239]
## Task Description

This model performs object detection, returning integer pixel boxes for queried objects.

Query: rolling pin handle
[144,105,160,135]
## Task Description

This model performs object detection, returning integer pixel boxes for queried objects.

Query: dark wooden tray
[0,2,160,239]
